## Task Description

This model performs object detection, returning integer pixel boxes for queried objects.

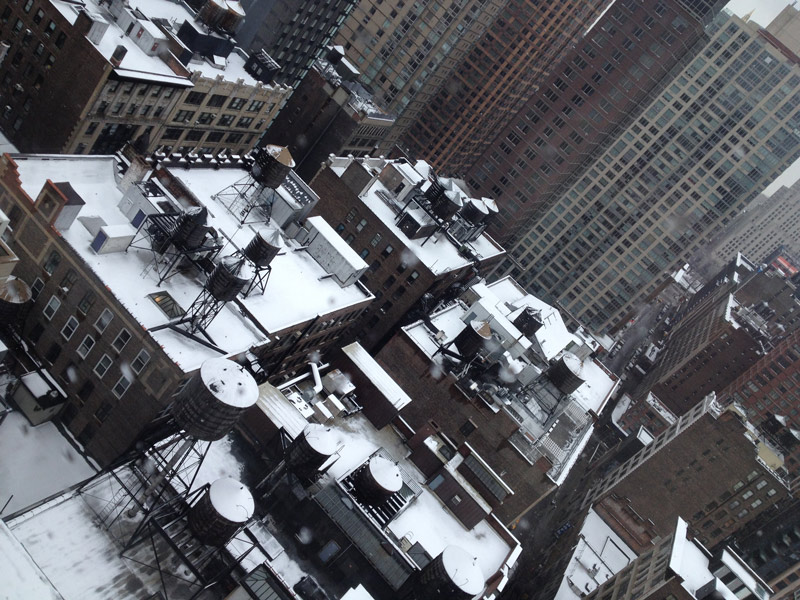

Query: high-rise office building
[498,8,800,333]
[698,181,800,278]
[720,327,800,484]
[235,0,357,87]
[585,518,770,600]
[583,395,791,549]
[397,0,611,169]
[335,0,608,159]
[465,0,726,246]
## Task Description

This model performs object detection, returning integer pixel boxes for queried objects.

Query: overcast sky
[724,0,800,194]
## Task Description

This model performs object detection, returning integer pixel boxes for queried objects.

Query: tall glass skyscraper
[498,9,800,333]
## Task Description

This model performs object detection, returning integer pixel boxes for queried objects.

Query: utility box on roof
[13,371,67,426]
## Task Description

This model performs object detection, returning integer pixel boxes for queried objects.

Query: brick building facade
[585,396,790,549]
[0,0,290,156]
[309,155,504,351]
[0,150,372,465]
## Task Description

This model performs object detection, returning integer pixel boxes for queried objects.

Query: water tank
[188,477,254,545]
[0,278,31,326]
[219,0,245,34]
[353,456,402,505]
[453,320,492,360]
[286,424,338,479]
[413,546,485,600]
[546,352,585,395]
[243,229,282,267]
[173,206,209,250]
[206,256,251,301]
[513,306,543,339]
[482,197,499,223]
[251,145,295,189]
[460,198,489,225]
[171,358,259,440]
[432,189,463,221]
[424,178,445,204]
[197,0,228,29]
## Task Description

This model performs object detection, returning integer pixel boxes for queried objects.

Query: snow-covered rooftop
[12,155,372,372]
[0,522,63,600]
[316,413,518,587]
[553,508,635,600]
[400,276,618,483]
[341,342,411,411]
[0,411,96,517]
[328,156,504,276]
[51,0,278,88]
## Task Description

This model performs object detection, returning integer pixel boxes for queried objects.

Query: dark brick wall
[0,160,182,465]
[264,68,361,182]
[310,164,501,352]
[0,4,110,152]
[598,411,788,548]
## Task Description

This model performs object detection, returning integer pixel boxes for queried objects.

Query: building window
[406,270,419,285]
[226,132,243,143]
[112,328,131,352]
[381,244,393,257]
[460,419,477,436]
[356,218,368,232]
[94,354,112,377]
[33,8,44,23]
[359,248,369,259]
[60,268,77,292]
[228,97,246,110]
[236,116,253,128]
[76,381,94,403]
[247,100,265,112]
[370,233,382,247]
[185,91,206,105]
[77,335,95,358]
[197,112,214,124]
[131,349,151,374]
[77,291,96,315]
[94,402,113,422]
[45,342,61,364]
[23,0,34,13]
[163,128,182,140]
[112,375,131,398]
[173,109,195,123]
[207,94,226,107]
[43,296,61,320]
[31,278,45,300]
[95,308,113,332]
[43,249,61,275]
[61,316,79,340]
